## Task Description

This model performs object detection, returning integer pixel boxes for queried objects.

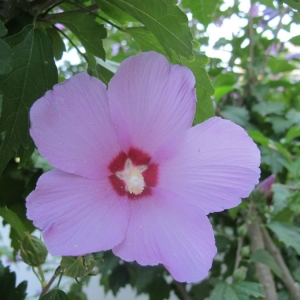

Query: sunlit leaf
[99,0,193,59]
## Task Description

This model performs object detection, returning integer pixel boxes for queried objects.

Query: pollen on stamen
[116,158,147,195]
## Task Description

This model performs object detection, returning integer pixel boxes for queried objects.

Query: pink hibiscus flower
[26,51,260,283]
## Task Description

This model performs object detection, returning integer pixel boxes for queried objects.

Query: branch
[173,281,193,300]
[247,211,278,300]
[39,266,62,299]
[262,227,300,300]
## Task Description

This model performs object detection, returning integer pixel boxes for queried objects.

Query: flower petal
[108,51,196,155]
[113,189,216,283]
[152,117,261,214]
[26,169,130,256]
[30,73,121,179]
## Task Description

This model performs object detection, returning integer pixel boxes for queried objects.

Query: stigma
[116,159,147,195]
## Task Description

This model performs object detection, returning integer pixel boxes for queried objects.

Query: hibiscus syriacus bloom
[26,51,260,283]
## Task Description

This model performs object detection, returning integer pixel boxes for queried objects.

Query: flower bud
[233,266,247,282]
[20,233,48,266]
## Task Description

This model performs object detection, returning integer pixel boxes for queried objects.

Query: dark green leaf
[40,290,69,300]
[0,39,12,74]
[146,277,171,300]
[0,20,7,37]
[46,28,66,60]
[53,13,106,60]
[100,0,193,59]
[95,0,135,24]
[109,264,130,295]
[0,207,27,240]
[0,261,27,300]
[267,222,300,255]
[0,28,57,176]
[250,249,282,277]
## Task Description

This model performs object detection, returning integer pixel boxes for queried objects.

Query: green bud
[20,233,48,266]
[237,223,247,237]
[241,245,250,257]
[233,266,247,282]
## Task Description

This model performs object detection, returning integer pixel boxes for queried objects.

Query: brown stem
[247,212,278,300]
[39,267,62,299]
[173,281,193,300]
[262,227,300,300]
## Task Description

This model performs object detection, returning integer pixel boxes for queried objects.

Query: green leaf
[61,255,96,278]
[248,130,270,147]
[181,0,220,27]
[285,126,300,143]
[231,282,264,299]
[289,35,300,46]
[210,281,264,300]
[0,39,12,74]
[250,249,282,278]
[46,28,66,60]
[222,106,249,127]
[214,86,236,102]
[40,290,69,300]
[53,12,106,60]
[268,57,295,74]
[267,222,300,255]
[0,20,7,37]
[181,54,215,123]
[100,0,193,59]
[126,27,165,54]
[284,0,300,13]
[213,73,237,88]
[252,101,285,116]
[0,28,57,176]
[0,207,27,240]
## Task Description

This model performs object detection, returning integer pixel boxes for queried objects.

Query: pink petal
[152,117,261,214]
[108,51,196,155]
[256,174,275,195]
[113,189,216,283]
[30,73,121,180]
[26,169,130,256]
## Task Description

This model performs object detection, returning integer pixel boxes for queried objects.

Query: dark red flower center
[108,147,158,200]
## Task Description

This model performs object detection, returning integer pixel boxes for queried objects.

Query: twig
[173,281,193,300]
[262,227,300,300]
[39,266,62,299]
[234,236,244,270]
[247,210,278,300]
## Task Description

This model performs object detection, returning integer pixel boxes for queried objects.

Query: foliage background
[0,0,300,299]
